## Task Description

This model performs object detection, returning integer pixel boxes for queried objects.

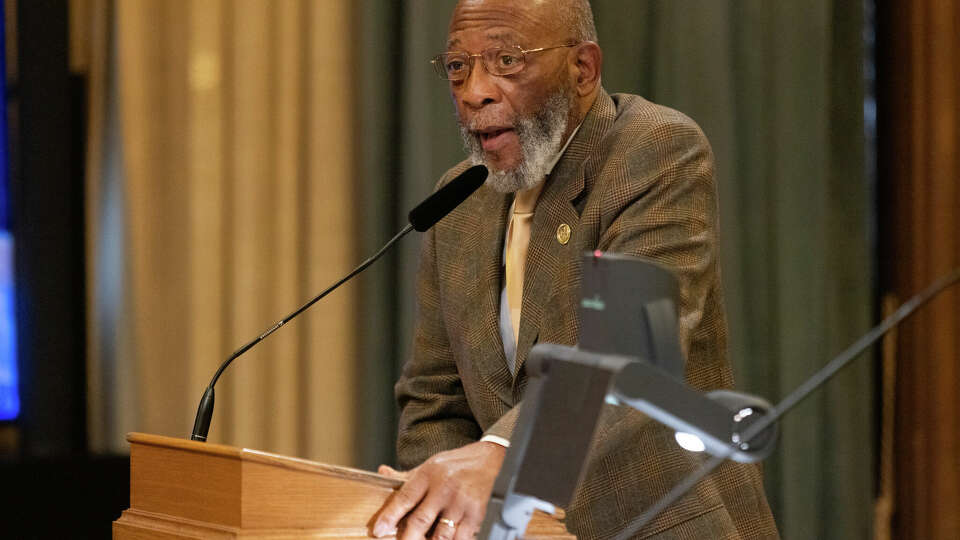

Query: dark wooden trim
[877,1,960,538]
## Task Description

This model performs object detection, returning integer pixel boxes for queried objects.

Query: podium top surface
[118,432,572,539]
[126,432,402,489]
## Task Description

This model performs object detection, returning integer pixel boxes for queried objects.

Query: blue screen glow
[0,5,17,421]
[0,232,15,421]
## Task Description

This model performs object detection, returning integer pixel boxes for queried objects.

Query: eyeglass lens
[434,48,526,80]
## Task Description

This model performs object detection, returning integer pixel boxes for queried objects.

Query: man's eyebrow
[484,32,519,44]
[445,32,521,51]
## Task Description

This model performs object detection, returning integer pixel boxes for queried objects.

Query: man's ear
[572,42,602,96]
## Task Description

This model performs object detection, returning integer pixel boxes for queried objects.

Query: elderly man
[374,1,779,539]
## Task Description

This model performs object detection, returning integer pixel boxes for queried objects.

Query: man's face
[447,0,577,192]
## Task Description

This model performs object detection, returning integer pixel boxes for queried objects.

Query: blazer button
[556,223,571,245]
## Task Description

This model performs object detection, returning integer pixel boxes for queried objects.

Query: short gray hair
[559,0,598,43]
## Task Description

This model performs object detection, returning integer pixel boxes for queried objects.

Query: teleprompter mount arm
[478,344,777,540]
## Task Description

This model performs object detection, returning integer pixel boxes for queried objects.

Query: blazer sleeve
[394,224,483,470]
[562,111,740,538]
[597,111,728,389]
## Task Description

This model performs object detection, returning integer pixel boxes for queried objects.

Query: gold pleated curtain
[86,0,359,465]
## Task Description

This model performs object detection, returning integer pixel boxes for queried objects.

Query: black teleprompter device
[479,252,776,540]
[578,251,685,381]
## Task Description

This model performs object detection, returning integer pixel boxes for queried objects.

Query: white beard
[459,90,574,193]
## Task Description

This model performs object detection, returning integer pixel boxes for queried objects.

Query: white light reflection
[674,432,706,453]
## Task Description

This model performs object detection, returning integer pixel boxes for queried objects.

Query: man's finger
[373,474,428,538]
[399,488,451,540]
[452,503,484,540]
[453,520,480,540]
[430,510,465,540]
[378,464,410,480]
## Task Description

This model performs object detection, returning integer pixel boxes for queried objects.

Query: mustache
[459,113,517,133]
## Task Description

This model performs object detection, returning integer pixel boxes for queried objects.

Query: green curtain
[354,2,875,538]
[353,0,463,468]
[591,2,874,538]
[353,0,461,469]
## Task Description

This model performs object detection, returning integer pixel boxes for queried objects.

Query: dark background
[1,1,126,538]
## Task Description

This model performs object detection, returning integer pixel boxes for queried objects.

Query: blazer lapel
[514,91,618,376]
[468,185,515,403]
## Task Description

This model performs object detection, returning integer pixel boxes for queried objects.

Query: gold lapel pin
[556,223,571,245]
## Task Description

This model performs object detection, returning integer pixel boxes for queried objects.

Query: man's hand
[373,441,506,540]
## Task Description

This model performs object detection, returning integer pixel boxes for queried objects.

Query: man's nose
[459,61,499,109]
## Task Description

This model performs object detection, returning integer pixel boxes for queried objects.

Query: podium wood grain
[114,433,572,539]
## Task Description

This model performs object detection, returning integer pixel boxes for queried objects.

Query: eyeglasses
[431,43,579,81]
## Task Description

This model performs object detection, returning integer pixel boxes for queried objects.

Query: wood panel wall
[878,1,960,538]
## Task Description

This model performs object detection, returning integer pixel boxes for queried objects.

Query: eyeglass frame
[430,42,581,81]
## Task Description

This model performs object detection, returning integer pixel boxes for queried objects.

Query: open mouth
[480,128,510,141]
[477,127,515,151]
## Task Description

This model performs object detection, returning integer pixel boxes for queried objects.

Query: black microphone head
[408,165,488,232]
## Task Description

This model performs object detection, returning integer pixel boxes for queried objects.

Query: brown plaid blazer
[395,90,779,539]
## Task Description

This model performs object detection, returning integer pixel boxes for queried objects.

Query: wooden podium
[114,433,572,539]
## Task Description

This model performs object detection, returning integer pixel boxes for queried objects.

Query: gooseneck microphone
[190,165,488,442]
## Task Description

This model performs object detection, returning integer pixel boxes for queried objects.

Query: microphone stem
[191,223,415,441]
[191,165,486,442]
[207,223,413,389]
[613,267,960,540]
